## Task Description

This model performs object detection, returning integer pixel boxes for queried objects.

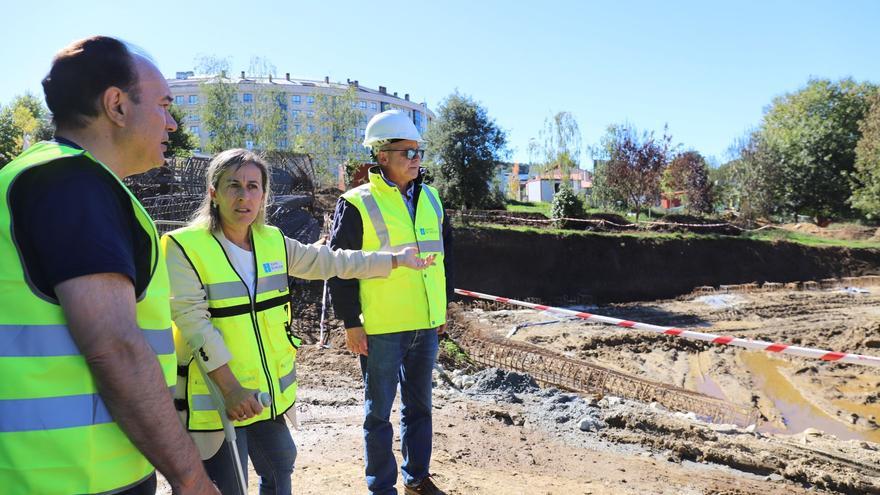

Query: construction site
[145,157,880,494]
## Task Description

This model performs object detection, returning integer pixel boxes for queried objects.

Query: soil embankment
[453,226,880,303]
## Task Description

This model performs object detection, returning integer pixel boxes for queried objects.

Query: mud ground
[159,285,880,494]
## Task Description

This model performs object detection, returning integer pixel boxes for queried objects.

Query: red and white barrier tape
[455,288,880,368]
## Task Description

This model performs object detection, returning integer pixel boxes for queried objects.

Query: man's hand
[394,246,436,270]
[345,326,369,355]
[437,309,450,335]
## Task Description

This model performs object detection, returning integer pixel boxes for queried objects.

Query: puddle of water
[689,352,729,401]
[740,352,880,443]
[694,373,728,401]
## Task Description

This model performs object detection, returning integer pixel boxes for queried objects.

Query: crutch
[190,334,272,495]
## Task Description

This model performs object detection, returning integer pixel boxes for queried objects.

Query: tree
[601,124,672,221]
[533,111,583,178]
[588,159,625,210]
[721,131,783,221]
[166,105,198,157]
[195,56,243,153]
[200,74,242,153]
[0,94,54,167]
[296,85,366,186]
[423,92,507,209]
[662,150,713,214]
[759,77,878,221]
[850,92,880,217]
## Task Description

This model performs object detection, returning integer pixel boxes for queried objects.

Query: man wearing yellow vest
[329,109,453,495]
[0,37,218,494]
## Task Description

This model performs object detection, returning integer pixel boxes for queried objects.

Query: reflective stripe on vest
[0,324,174,357]
[164,225,299,431]
[341,169,447,334]
[0,141,175,494]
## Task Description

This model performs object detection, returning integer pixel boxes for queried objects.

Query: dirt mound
[781,223,876,241]
[648,214,742,236]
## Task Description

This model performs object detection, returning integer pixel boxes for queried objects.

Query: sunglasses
[383,148,425,160]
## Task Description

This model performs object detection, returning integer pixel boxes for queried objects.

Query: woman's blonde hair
[190,148,272,232]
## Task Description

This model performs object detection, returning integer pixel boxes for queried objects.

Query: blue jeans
[360,329,438,495]
[204,415,296,495]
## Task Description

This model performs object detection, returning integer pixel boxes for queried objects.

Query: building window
[280,123,288,133]
[307,124,315,133]
[307,96,315,105]
[370,101,378,111]
[188,95,198,105]
[292,95,301,104]
[243,107,253,118]
[174,95,184,105]
[294,123,302,134]
[243,93,253,103]
[292,110,300,119]
[278,139,288,149]
[245,140,254,150]
[245,123,255,133]
[189,125,200,135]
[413,110,422,132]
[188,113,200,122]
[307,111,314,118]
[359,101,367,109]
[380,102,390,112]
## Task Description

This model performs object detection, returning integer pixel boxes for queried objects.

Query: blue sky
[1,0,878,168]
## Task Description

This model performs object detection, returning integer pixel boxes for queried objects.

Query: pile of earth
[781,222,877,241]
[453,226,880,303]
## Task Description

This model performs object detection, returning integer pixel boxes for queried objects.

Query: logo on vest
[420,228,426,235]
[263,261,284,273]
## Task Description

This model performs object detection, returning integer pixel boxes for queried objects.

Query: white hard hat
[363,109,423,148]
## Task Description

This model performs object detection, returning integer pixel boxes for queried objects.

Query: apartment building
[168,71,433,153]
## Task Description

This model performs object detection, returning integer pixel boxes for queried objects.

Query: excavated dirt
[450,286,880,493]
[152,221,880,494]
[159,286,880,493]
[453,226,880,303]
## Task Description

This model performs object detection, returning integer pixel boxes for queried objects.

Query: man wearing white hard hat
[329,109,452,495]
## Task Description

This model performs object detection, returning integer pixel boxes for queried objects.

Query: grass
[504,201,550,216]
[745,228,880,249]
[465,222,716,241]
[439,336,472,367]
[488,202,880,249]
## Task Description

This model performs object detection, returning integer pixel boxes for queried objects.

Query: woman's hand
[223,386,263,422]
[394,246,436,270]
[208,365,263,421]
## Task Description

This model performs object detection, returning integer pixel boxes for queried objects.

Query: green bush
[550,183,585,228]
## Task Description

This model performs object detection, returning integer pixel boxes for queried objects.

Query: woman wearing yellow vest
[161,148,432,495]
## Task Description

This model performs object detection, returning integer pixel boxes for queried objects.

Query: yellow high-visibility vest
[0,141,175,494]
[341,168,447,334]
[163,224,299,430]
